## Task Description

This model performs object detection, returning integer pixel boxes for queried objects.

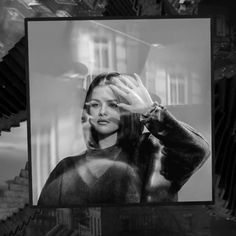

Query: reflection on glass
[168,73,188,105]
[28,19,211,205]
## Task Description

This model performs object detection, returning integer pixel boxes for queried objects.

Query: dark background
[0,0,236,235]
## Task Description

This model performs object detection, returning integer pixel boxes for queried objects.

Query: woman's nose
[99,104,107,115]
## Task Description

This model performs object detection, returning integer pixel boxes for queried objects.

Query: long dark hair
[83,72,144,163]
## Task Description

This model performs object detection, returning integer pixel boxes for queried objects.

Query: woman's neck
[98,132,117,149]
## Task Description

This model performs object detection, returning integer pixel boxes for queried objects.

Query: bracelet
[140,102,164,122]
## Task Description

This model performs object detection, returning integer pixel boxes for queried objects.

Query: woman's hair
[83,72,144,162]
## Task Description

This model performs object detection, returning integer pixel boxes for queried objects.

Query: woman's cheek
[109,107,121,118]
[89,108,98,118]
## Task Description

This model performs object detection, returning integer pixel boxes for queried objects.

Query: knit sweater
[38,105,210,206]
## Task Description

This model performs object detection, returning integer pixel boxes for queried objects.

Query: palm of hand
[109,74,153,114]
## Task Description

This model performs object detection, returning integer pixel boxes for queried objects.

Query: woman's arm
[109,74,210,200]
[141,102,210,193]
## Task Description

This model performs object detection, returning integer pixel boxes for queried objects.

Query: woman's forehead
[91,85,117,100]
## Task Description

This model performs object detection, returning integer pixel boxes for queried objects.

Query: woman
[38,72,210,206]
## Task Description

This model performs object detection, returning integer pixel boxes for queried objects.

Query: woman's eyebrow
[107,99,118,102]
[90,99,118,102]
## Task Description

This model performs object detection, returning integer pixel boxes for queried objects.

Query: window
[97,218,101,236]
[121,218,130,232]
[116,36,127,72]
[216,15,229,37]
[93,36,112,72]
[91,217,93,235]
[167,73,187,105]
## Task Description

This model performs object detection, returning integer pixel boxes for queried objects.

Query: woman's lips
[97,119,110,125]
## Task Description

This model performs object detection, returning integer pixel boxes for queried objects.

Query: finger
[85,101,93,107]
[109,84,129,99]
[110,82,133,96]
[82,112,95,123]
[118,75,137,89]
[133,73,143,86]
[118,109,133,116]
[111,77,132,93]
[87,114,95,121]
[85,101,101,107]
[117,103,132,111]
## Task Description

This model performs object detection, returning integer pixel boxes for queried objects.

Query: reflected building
[70,21,150,78]
[101,206,211,236]
[37,0,105,17]
[198,1,236,80]
[164,0,201,15]
[15,205,212,236]
[29,19,211,204]
[143,53,206,106]
[72,208,101,236]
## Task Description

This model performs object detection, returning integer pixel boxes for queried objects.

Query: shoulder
[61,152,86,164]
[50,151,87,176]
[39,152,86,193]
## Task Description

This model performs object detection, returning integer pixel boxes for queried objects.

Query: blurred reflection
[168,72,187,105]
[28,19,211,203]
[69,20,209,106]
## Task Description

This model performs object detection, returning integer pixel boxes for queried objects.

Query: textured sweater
[38,104,210,206]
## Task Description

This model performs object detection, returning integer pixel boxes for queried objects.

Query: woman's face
[88,84,120,136]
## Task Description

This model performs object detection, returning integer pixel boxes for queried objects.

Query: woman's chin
[94,126,118,136]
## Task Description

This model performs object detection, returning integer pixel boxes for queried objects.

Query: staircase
[0,162,29,220]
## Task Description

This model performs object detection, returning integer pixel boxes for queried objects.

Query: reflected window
[93,36,112,72]
[116,36,127,72]
[93,217,96,235]
[168,73,187,105]
[120,216,130,232]
[216,15,229,37]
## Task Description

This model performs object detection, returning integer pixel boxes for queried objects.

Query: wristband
[140,102,164,123]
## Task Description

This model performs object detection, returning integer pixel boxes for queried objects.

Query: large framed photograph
[26,17,212,207]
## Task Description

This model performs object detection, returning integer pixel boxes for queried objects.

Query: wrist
[139,102,166,134]
[142,102,163,115]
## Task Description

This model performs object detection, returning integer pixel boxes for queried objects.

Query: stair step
[0,196,27,204]
[14,176,29,186]
[4,190,29,200]
[0,208,19,220]
[0,201,25,209]
[8,183,28,192]
[0,184,8,190]
[19,169,28,178]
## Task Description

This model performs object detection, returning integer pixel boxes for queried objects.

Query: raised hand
[109,73,154,114]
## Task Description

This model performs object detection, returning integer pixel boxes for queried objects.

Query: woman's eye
[90,102,99,108]
[109,103,118,108]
